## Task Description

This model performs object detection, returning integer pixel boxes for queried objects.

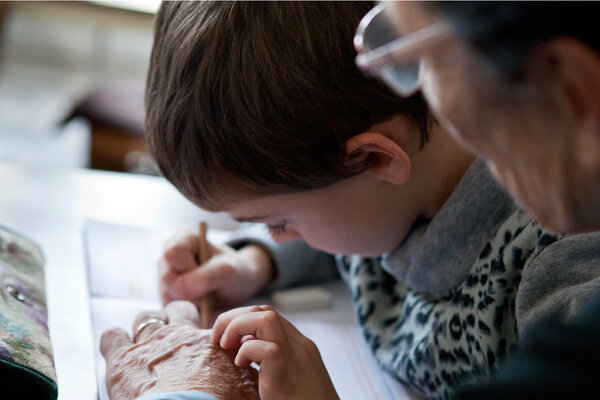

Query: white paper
[85,219,415,400]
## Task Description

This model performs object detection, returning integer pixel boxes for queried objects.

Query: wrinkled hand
[211,305,340,400]
[100,301,259,400]
[160,227,274,309]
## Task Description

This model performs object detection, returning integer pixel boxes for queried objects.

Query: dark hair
[430,2,600,77]
[146,1,432,210]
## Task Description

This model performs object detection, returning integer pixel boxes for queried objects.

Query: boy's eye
[267,221,287,236]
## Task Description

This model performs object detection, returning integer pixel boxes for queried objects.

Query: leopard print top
[337,209,559,400]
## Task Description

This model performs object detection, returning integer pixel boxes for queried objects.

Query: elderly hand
[160,227,274,309]
[100,301,259,400]
[211,305,340,400]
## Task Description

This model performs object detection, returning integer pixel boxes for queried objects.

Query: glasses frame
[354,4,452,95]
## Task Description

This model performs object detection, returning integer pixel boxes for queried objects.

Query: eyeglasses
[354,4,452,97]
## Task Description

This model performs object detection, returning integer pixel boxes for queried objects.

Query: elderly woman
[360,2,600,235]
[355,2,600,399]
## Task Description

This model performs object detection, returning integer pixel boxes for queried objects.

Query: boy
[140,2,600,400]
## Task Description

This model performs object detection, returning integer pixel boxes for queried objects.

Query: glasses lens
[361,6,420,96]
[379,62,420,97]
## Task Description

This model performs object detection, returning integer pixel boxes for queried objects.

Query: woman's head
[383,2,600,232]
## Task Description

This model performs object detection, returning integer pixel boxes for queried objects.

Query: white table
[0,160,419,400]
[0,161,237,400]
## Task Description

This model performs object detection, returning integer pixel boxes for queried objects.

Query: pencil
[198,221,212,328]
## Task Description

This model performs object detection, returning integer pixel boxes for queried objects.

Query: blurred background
[0,0,161,174]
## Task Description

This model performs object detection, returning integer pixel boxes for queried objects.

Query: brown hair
[146,1,432,210]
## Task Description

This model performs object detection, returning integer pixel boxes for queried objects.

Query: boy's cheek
[270,229,301,243]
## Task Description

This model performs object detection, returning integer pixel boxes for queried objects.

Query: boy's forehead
[225,196,284,222]
[224,190,319,222]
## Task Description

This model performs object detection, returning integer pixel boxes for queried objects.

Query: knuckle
[303,337,319,353]
[160,271,175,285]
[161,296,173,307]
[213,314,225,327]
[170,279,188,299]
[163,246,180,264]
[172,241,190,254]
[209,256,234,274]
[219,261,236,275]
[216,244,233,254]
[100,327,127,355]
[264,342,281,360]
[260,310,280,327]
[166,299,197,314]
[100,327,121,344]
[133,312,154,326]
[195,268,211,286]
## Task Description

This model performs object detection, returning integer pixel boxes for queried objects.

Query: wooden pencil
[198,221,212,328]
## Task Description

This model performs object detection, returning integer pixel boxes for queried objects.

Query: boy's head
[146,1,432,213]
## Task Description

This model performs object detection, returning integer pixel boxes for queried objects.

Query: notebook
[84,219,415,400]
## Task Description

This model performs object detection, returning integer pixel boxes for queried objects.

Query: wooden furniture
[73,79,151,172]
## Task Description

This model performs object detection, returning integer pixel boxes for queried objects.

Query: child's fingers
[263,307,302,337]
[159,258,176,285]
[163,227,196,252]
[208,242,225,256]
[169,257,236,300]
[234,339,284,374]
[220,309,287,349]
[159,258,179,304]
[211,305,270,344]
[164,237,225,275]
[158,257,172,281]
[159,273,176,304]
[164,235,200,274]
[160,288,175,306]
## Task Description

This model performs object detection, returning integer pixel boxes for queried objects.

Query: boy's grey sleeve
[136,391,217,400]
[227,224,339,290]
[516,232,600,343]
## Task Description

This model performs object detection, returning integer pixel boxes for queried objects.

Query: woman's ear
[344,132,411,185]
[539,38,600,169]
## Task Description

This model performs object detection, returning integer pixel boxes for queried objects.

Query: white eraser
[271,286,332,311]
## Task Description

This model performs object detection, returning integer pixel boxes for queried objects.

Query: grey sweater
[231,159,600,399]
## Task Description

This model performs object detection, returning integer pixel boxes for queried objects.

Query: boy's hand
[160,228,275,308]
[211,305,340,400]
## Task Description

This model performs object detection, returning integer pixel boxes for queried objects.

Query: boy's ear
[344,132,411,185]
